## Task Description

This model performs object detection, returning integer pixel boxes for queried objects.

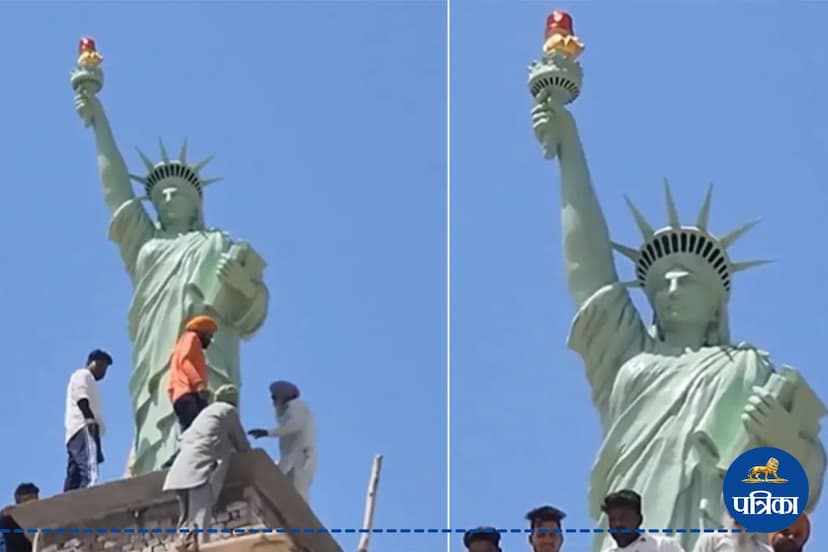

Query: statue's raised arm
[532,97,618,308]
[526,14,651,426]
[531,96,650,426]
[71,39,155,277]
[75,91,139,217]
[71,37,139,217]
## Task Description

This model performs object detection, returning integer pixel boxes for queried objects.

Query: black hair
[87,349,113,366]
[601,489,642,516]
[463,527,501,549]
[14,483,38,498]
[525,505,567,530]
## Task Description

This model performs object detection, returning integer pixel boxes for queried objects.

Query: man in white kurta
[248,381,317,503]
[692,532,772,552]
[163,384,250,551]
[691,513,771,552]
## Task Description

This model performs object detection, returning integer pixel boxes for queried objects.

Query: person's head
[214,384,239,407]
[269,381,300,407]
[770,514,810,552]
[86,349,113,381]
[185,315,218,349]
[13,483,39,504]
[526,505,566,552]
[601,489,642,547]
[463,527,501,552]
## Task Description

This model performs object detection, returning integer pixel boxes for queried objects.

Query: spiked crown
[129,138,222,199]
[611,181,770,295]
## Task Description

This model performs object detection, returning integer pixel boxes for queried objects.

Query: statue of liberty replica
[528,11,826,552]
[70,38,270,476]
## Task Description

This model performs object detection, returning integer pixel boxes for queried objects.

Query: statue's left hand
[742,386,799,451]
[217,252,255,298]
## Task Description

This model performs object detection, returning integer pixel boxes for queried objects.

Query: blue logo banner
[723,446,809,533]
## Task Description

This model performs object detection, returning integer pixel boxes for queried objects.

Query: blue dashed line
[0,527,759,534]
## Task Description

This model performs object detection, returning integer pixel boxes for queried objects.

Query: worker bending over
[163,384,250,552]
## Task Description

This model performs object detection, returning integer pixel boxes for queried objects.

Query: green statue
[73,78,270,476]
[531,91,827,552]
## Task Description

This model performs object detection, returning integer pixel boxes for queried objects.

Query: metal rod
[356,454,384,552]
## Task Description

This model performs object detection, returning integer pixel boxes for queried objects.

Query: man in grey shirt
[163,384,250,551]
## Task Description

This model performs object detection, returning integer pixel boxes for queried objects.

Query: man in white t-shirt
[600,490,686,552]
[63,349,112,491]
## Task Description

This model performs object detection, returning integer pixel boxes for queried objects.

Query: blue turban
[269,380,300,402]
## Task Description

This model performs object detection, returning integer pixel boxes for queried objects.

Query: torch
[528,10,584,159]
[70,37,104,128]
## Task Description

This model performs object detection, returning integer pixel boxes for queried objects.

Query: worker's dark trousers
[173,392,209,431]
[162,392,209,469]
[64,426,100,491]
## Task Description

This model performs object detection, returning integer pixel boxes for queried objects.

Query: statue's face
[152,179,200,229]
[651,265,719,333]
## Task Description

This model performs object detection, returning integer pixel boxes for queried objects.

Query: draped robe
[569,283,825,552]
[109,199,268,475]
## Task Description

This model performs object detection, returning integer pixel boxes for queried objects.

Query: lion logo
[742,457,789,484]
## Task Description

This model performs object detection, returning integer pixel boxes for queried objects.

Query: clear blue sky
[450,2,828,552]
[0,3,445,552]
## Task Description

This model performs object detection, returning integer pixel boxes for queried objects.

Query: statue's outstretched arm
[532,99,618,308]
[75,91,135,215]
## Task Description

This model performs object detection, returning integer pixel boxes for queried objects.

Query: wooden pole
[356,454,384,552]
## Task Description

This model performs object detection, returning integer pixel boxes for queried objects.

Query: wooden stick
[356,454,384,552]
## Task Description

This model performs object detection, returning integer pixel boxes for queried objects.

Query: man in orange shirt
[168,315,218,432]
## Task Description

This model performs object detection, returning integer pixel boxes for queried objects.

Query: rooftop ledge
[5,449,342,552]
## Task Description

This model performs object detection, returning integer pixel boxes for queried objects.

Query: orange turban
[185,315,218,334]
[769,513,810,546]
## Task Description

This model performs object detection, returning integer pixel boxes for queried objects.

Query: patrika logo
[723,446,809,532]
